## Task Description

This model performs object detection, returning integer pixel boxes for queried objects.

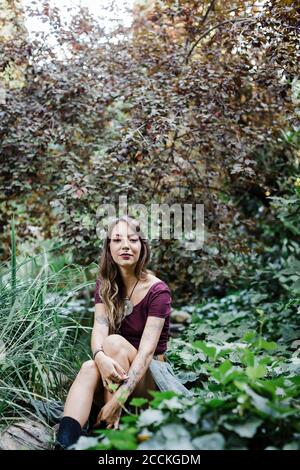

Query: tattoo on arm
[95,314,109,327]
[141,322,164,341]
[122,352,149,395]
[115,319,165,403]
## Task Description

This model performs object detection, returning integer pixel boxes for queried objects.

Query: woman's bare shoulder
[145,272,164,287]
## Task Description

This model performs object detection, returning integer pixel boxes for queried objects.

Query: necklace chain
[125,278,139,300]
[123,278,140,317]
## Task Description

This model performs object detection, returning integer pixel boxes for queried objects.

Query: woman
[55,215,172,449]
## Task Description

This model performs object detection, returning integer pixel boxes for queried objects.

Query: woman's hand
[95,397,122,429]
[95,354,128,390]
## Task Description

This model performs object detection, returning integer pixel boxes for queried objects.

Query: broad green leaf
[255,339,277,351]
[179,404,201,424]
[138,425,194,450]
[138,409,165,427]
[241,350,255,367]
[129,398,149,408]
[246,364,267,382]
[192,433,225,450]
[224,417,263,438]
[242,331,257,343]
[193,341,217,360]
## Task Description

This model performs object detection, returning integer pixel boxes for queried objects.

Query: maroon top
[94,279,172,355]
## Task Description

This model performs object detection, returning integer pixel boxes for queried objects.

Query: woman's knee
[103,335,137,365]
[78,360,100,380]
[102,334,127,356]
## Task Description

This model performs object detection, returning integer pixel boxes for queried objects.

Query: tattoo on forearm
[115,321,164,403]
[141,322,164,341]
[95,314,109,327]
[122,352,149,394]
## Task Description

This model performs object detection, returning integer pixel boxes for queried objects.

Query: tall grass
[0,223,95,430]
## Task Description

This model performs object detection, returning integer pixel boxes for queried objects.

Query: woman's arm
[114,316,165,404]
[91,303,109,359]
[92,304,128,388]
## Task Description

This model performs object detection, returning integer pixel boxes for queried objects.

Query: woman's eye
[112,238,138,242]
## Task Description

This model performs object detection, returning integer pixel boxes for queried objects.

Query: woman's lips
[120,254,132,258]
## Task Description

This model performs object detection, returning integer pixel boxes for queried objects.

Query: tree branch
[185,17,256,65]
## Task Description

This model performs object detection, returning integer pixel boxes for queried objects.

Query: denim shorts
[149,357,194,397]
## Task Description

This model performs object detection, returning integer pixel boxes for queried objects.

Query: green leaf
[179,404,201,424]
[129,398,149,408]
[224,417,263,438]
[219,359,233,376]
[178,350,200,365]
[121,415,138,425]
[241,350,255,367]
[291,278,300,293]
[138,425,194,450]
[192,433,225,450]
[193,341,217,360]
[158,396,185,411]
[210,360,244,385]
[235,383,281,418]
[246,364,267,382]
[219,311,248,325]
[138,409,165,427]
[149,390,179,408]
[175,370,200,384]
[255,339,277,351]
[99,429,137,450]
[205,398,228,409]
[242,331,257,343]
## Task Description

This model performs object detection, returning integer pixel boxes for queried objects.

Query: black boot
[54,416,82,450]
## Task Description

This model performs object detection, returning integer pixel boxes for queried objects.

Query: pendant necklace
[123,278,140,317]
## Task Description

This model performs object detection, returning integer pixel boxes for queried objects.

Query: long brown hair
[96,215,153,333]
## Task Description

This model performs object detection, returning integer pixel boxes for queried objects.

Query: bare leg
[63,360,101,427]
[102,335,136,405]
[61,334,157,428]
[102,347,131,404]
[102,335,157,405]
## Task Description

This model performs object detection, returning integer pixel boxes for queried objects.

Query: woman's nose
[121,239,129,249]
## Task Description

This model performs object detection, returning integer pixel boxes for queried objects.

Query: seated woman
[55,215,172,449]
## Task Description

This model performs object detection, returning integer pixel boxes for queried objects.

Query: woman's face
[109,221,142,268]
